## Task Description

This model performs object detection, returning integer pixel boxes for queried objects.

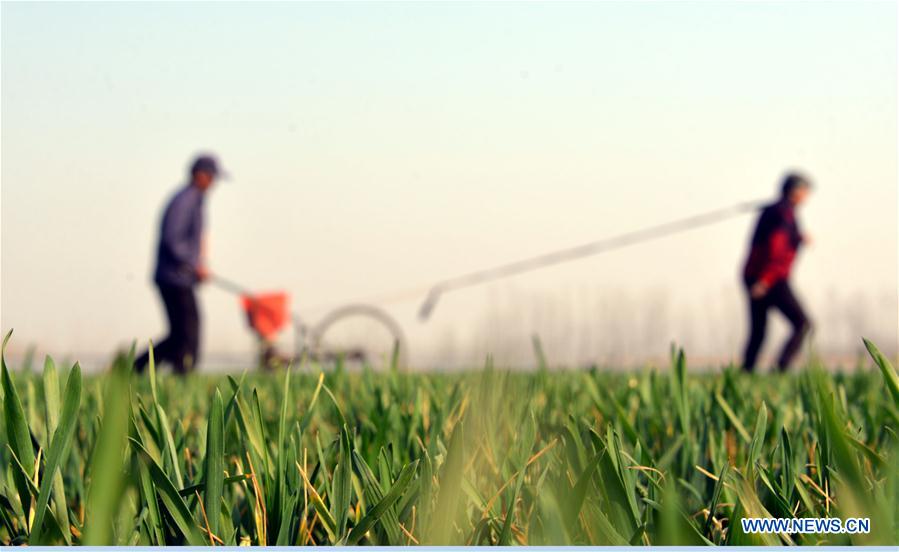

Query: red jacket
[743,200,803,287]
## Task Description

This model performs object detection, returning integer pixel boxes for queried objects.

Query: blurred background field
[2,2,896,370]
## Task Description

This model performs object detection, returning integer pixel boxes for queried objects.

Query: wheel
[306,303,408,370]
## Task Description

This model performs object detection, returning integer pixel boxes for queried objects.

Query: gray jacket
[153,185,204,288]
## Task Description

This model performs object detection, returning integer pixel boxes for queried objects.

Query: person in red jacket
[741,173,812,372]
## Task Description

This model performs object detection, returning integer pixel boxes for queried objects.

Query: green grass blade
[498,462,526,545]
[275,365,291,534]
[346,459,417,544]
[274,493,298,545]
[565,452,602,527]
[703,464,728,540]
[203,388,224,538]
[778,427,795,500]
[746,401,767,478]
[137,460,166,545]
[296,460,338,542]
[42,356,60,442]
[331,424,353,540]
[715,392,751,443]
[426,421,466,544]
[5,442,39,495]
[131,438,205,545]
[3,446,67,544]
[863,338,899,407]
[353,448,404,544]
[82,357,131,545]
[2,333,37,523]
[147,341,159,404]
[177,474,252,497]
[154,404,184,489]
[30,363,81,543]
[41,356,71,543]
[298,372,325,434]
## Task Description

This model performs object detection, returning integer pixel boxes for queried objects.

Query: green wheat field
[1,331,897,546]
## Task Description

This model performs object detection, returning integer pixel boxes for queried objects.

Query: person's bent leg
[135,285,180,372]
[155,285,191,374]
[175,287,200,374]
[135,337,174,372]
[772,282,811,371]
[742,293,768,372]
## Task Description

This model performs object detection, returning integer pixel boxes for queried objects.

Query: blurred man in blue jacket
[136,155,224,373]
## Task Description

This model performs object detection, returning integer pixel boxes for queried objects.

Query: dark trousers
[136,284,200,374]
[742,279,810,372]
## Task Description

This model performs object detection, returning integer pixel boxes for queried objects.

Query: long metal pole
[418,199,765,320]
[208,274,250,296]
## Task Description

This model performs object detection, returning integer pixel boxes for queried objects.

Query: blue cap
[190,154,228,179]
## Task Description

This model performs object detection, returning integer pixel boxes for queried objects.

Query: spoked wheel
[305,304,408,370]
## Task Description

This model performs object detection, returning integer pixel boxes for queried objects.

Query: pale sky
[2,2,896,370]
